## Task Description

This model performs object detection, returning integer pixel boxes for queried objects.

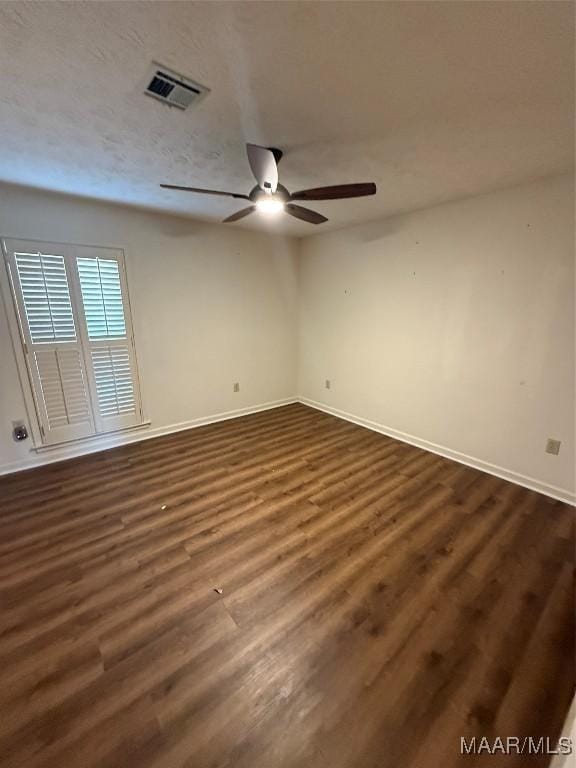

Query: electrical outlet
[233,382,240,393]
[545,438,561,455]
[325,379,331,390]
[12,420,28,441]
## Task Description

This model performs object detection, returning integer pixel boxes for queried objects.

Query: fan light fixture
[160,143,377,225]
[256,199,284,215]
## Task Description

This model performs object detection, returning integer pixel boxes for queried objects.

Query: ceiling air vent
[144,64,210,110]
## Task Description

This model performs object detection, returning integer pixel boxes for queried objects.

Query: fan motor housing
[249,183,290,203]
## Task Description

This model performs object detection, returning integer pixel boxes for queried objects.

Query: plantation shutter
[3,239,142,446]
[4,241,95,444]
[74,247,141,432]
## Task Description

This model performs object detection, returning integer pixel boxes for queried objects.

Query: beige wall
[298,174,575,501]
[0,183,299,473]
[1,175,574,501]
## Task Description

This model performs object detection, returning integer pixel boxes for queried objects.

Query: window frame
[1,236,146,448]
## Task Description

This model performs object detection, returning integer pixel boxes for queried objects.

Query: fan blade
[291,183,376,201]
[246,144,278,193]
[285,204,328,225]
[223,206,256,223]
[160,184,249,200]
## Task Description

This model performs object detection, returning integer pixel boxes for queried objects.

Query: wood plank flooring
[0,403,573,768]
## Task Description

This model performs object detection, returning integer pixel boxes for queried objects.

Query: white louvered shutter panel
[5,242,95,444]
[75,247,141,432]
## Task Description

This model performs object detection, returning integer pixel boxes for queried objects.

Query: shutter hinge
[23,342,28,355]
[39,424,45,438]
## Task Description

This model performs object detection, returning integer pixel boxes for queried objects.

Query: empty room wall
[298,174,575,502]
[0,183,299,473]
[1,174,574,503]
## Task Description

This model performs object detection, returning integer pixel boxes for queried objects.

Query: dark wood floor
[0,403,573,768]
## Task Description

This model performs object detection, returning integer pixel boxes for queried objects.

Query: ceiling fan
[160,143,377,225]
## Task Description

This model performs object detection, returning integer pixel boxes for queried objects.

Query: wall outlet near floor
[545,438,561,455]
[325,379,331,390]
[12,420,28,441]
[233,382,240,393]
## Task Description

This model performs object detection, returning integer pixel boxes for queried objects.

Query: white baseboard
[3,395,574,506]
[299,397,576,506]
[0,397,298,476]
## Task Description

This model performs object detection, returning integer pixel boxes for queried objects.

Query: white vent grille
[144,64,209,110]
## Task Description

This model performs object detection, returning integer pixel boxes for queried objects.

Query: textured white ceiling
[0,1,573,236]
